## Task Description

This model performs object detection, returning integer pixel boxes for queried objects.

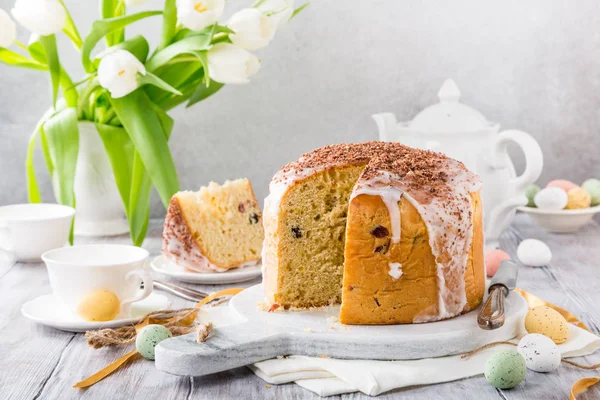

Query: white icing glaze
[163,232,259,273]
[351,171,403,243]
[388,262,403,280]
[349,162,481,323]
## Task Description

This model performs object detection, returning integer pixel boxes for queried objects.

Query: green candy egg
[582,179,600,206]
[136,324,172,360]
[484,349,527,389]
[525,184,541,207]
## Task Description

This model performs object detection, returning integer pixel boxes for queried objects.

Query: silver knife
[477,260,518,330]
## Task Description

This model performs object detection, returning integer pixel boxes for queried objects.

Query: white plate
[150,255,262,284]
[518,205,600,233]
[22,292,170,333]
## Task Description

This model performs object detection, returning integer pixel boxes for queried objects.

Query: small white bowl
[518,205,600,233]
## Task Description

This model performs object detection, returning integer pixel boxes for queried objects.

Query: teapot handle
[490,129,544,192]
[486,130,543,243]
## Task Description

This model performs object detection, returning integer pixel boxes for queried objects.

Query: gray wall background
[1,0,599,217]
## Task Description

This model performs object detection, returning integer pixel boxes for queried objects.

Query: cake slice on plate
[162,179,264,272]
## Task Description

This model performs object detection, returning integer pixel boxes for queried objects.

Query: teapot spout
[372,113,397,142]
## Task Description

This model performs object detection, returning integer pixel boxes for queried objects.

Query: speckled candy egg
[517,333,561,372]
[582,178,600,206]
[534,187,568,210]
[524,306,570,344]
[525,184,541,207]
[76,290,121,322]
[136,324,173,360]
[517,239,552,267]
[485,249,511,277]
[484,349,527,389]
[546,179,578,193]
[566,187,592,209]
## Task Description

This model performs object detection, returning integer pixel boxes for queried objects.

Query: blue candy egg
[136,324,173,360]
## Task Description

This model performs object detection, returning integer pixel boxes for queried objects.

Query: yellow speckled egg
[76,290,121,322]
[566,187,592,209]
[524,306,569,344]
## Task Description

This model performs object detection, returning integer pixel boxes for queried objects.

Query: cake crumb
[265,384,271,388]
[303,327,313,333]
[343,326,351,331]
[328,326,335,330]
[327,316,340,323]
[256,301,269,311]
[319,354,330,358]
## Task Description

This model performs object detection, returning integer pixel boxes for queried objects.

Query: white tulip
[257,0,294,28]
[228,8,275,51]
[0,9,17,47]
[207,43,260,84]
[12,0,66,36]
[125,0,148,5]
[98,50,146,99]
[176,0,224,31]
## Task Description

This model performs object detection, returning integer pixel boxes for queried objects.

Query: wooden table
[1,214,599,400]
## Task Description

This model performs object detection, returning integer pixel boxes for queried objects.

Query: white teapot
[374,79,543,247]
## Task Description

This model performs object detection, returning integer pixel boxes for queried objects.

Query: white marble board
[155,284,528,377]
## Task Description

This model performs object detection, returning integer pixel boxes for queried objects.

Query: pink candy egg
[486,249,511,277]
[546,179,578,193]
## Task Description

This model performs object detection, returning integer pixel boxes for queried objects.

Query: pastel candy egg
[546,179,578,193]
[76,290,121,322]
[525,184,541,207]
[517,239,551,267]
[582,178,600,206]
[485,249,511,277]
[484,349,527,389]
[136,324,173,360]
[566,187,592,209]
[534,187,568,210]
[517,333,561,372]
[524,306,570,344]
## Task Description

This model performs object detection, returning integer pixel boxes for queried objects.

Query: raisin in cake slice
[162,179,264,272]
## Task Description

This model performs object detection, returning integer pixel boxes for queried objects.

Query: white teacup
[42,244,153,320]
[0,203,75,263]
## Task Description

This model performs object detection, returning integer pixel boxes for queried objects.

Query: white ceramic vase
[73,122,129,237]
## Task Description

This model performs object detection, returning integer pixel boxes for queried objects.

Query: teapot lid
[404,79,497,133]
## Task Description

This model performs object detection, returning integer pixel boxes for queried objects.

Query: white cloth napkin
[199,306,600,397]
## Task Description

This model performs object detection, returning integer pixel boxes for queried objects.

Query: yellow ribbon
[73,287,245,389]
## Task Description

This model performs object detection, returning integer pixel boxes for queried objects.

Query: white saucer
[21,292,170,333]
[150,255,262,284]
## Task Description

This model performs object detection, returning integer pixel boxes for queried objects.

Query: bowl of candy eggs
[518,178,600,233]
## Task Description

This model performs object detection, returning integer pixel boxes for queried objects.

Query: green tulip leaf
[59,0,83,49]
[95,123,135,209]
[128,152,151,246]
[127,100,174,246]
[39,35,61,108]
[138,72,183,96]
[43,107,79,208]
[82,10,162,73]
[160,0,177,50]
[145,62,202,106]
[291,3,310,19]
[101,0,125,46]
[109,90,179,208]
[94,35,150,65]
[146,35,213,72]
[0,48,47,70]
[187,78,223,108]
